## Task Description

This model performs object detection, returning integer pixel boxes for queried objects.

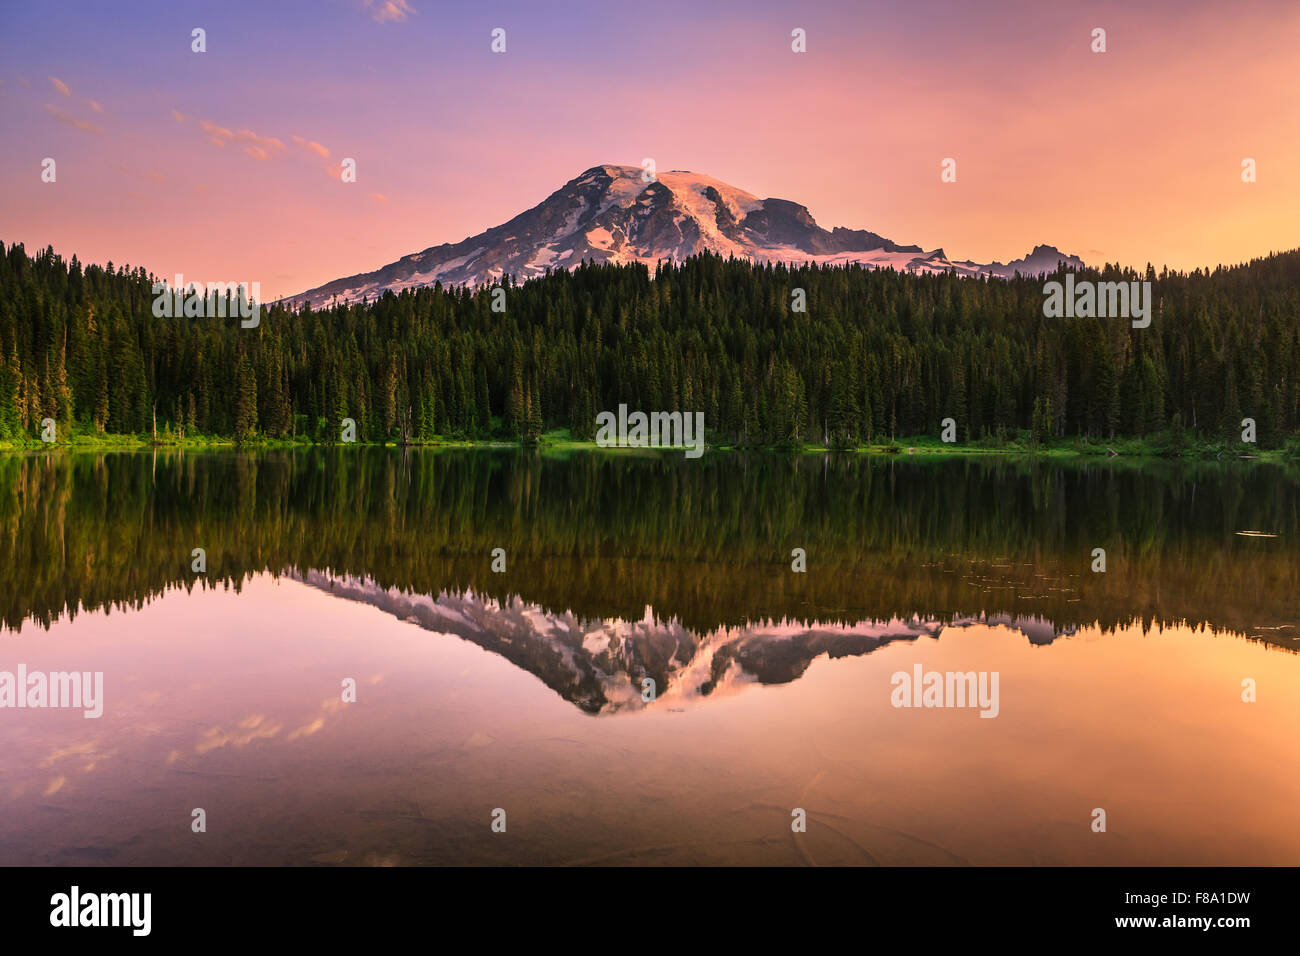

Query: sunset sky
[2,0,1298,299]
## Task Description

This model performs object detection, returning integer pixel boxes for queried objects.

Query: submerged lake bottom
[2,448,1298,866]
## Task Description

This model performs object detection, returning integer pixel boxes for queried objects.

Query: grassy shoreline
[1,427,1295,464]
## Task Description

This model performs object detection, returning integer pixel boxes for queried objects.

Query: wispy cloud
[292,135,330,159]
[39,738,101,768]
[236,129,286,153]
[171,108,186,123]
[287,697,345,741]
[363,0,415,24]
[87,99,102,113]
[43,103,104,135]
[198,121,287,160]
[199,119,234,139]
[194,714,283,755]
[48,76,70,96]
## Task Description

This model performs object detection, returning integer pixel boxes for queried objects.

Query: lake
[2,448,1298,865]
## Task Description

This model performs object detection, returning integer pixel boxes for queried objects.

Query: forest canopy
[2,240,1298,447]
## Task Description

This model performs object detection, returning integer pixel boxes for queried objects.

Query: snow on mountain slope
[285,164,1085,308]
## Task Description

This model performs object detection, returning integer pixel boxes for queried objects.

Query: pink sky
[1,0,1298,299]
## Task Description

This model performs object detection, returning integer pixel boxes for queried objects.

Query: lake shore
[1,428,1295,464]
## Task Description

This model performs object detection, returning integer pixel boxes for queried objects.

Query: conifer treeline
[2,240,1298,445]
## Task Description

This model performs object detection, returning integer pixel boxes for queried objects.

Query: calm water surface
[2,448,1298,865]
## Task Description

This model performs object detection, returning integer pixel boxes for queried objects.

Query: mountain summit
[287,164,1084,307]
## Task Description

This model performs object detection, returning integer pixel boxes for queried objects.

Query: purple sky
[2,0,1297,297]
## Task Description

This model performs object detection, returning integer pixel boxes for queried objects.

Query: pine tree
[234,354,258,441]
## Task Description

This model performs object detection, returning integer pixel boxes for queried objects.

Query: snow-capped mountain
[285,164,1085,308]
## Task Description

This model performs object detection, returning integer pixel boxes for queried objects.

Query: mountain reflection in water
[297,571,1082,714]
[3,448,1299,866]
